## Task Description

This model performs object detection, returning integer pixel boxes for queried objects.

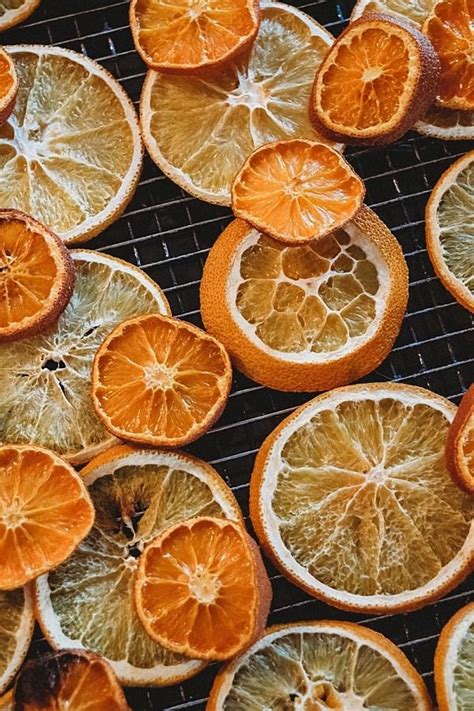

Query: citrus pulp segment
[0,45,142,243]
[92,314,231,447]
[425,151,474,312]
[135,517,271,661]
[15,650,130,711]
[250,383,474,613]
[311,13,440,145]
[423,0,474,111]
[435,602,474,711]
[35,445,242,686]
[140,1,339,206]
[0,1,40,31]
[0,48,17,125]
[232,140,365,244]
[0,250,170,464]
[207,621,432,710]
[201,207,408,392]
[0,587,34,695]
[0,210,75,342]
[446,385,474,495]
[130,0,260,74]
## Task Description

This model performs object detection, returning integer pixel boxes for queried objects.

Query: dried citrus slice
[0,444,94,590]
[208,621,431,710]
[311,13,440,145]
[201,207,408,392]
[136,517,271,661]
[35,444,242,685]
[351,0,432,25]
[0,45,142,243]
[0,693,12,711]
[423,0,473,111]
[0,210,74,342]
[0,1,40,31]
[250,383,474,613]
[130,0,260,74]
[0,587,34,696]
[0,250,169,464]
[14,650,130,711]
[434,602,474,711]
[92,314,231,448]
[140,1,338,206]
[0,48,17,125]
[416,105,474,141]
[232,140,364,245]
[425,151,474,312]
[446,385,474,495]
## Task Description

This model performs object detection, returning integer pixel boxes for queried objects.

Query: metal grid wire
[6,0,473,708]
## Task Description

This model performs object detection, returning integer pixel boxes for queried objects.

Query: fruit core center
[188,564,220,604]
[1,501,26,529]
[228,73,267,109]
[42,357,67,372]
[284,176,306,198]
[143,363,175,390]
[12,121,48,160]
[367,466,387,484]
[289,682,366,710]
[188,0,207,20]
[362,67,383,82]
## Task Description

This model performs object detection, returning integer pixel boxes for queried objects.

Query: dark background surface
[6,0,473,708]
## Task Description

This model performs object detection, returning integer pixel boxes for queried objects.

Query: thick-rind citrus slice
[0,45,142,243]
[136,517,271,661]
[434,602,474,711]
[208,621,431,710]
[232,140,364,245]
[35,444,242,686]
[0,445,94,590]
[423,0,473,111]
[446,385,474,495]
[351,0,432,25]
[311,13,440,145]
[0,587,34,695]
[92,314,231,448]
[0,1,40,31]
[250,383,474,613]
[201,207,408,392]
[425,151,474,312]
[130,0,260,74]
[0,250,169,464]
[140,1,338,206]
[0,48,17,125]
[0,210,74,342]
[14,649,130,711]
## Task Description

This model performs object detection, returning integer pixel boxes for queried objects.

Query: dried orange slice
[130,0,260,74]
[0,1,40,31]
[425,151,474,312]
[35,444,242,686]
[0,210,74,343]
[232,140,364,245]
[0,445,94,590]
[434,602,474,711]
[0,45,142,244]
[208,621,432,710]
[423,0,473,111]
[201,207,408,391]
[0,48,16,125]
[135,517,271,661]
[446,385,474,495]
[0,691,12,711]
[250,383,474,614]
[92,314,231,448]
[0,587,34,696]
[416,105,474,141]
[14,650,130,711]
[351,0,432,25]
[311,13,440,145]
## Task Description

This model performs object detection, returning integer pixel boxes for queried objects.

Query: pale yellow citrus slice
[0,45,142,243]
[0,0,41,31]
[351,0,433,25]
[140,1,338,206]
[35,444,242,686]
[208,621,432,710]
[250,383,474,613]
[0,250,169,464]
[434,602,474,711]
[0,587,34,695]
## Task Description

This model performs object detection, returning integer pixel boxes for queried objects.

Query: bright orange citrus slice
[92,314,231,447]
[0,445,94,590]
[232,140,364,245]
[0,48,16,125]
[135,516,271,661]
[446,385,474,495]
[423,0,474,111]
[0,210,74,343]
[14,650,130,711]
[130,0,260,74]
[434,602,474,711]
[311,13,440,145]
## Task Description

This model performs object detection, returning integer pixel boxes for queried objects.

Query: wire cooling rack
[6,0,473,708]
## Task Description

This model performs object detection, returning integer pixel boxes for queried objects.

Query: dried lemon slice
[0,587,34,696]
